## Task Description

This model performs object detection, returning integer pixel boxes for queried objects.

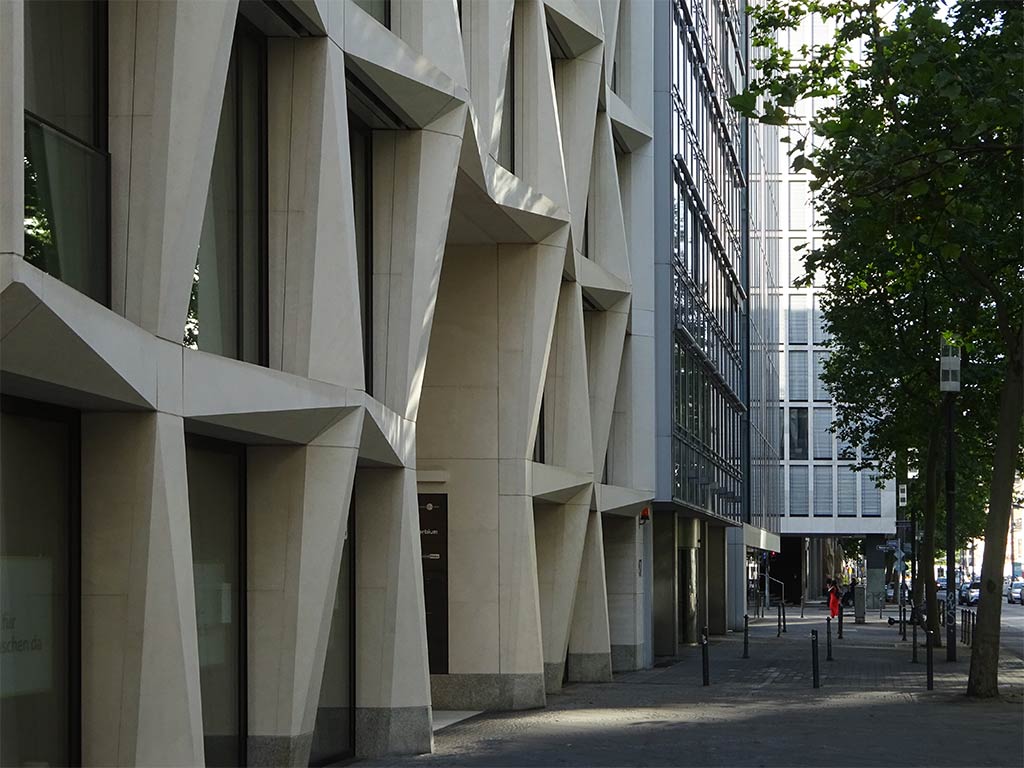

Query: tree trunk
[919,413,943,646]
[967,342,1024,697]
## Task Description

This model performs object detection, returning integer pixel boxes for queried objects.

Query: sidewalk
[361,607,1024,767]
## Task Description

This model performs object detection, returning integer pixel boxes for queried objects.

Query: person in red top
[827,578,841,618]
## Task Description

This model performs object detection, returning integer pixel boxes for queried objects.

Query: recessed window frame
[0,395,82,768]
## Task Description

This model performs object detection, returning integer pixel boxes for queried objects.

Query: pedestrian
[827,578,840,618]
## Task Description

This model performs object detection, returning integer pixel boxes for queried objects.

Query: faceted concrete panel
[81,412,203,767]
[567,511,613,681]
[0,0,24,257]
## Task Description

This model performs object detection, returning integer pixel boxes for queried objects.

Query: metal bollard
[701,627,710,686]
[826,617,833,661]
[801,597,805,618]
[743,614,750,659]
[901,607,907,642]
[912,617,918,663]
[838,605,844,639]
[970,611,975,646]
[926,630,934,690]
[777,604,782,637]
[782,601,787,633]
[811,630,820,689]
[960,610,965,644]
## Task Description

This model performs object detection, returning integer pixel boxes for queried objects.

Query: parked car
[965,581,981,605]
[1016,584,1024,605]
[1004,579,1024,604]
[936,578,947,603]
[958,581,972,605]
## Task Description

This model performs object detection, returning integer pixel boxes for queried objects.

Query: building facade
[0,0,656,765]
[773,13,896,603]
[652,0,782,653]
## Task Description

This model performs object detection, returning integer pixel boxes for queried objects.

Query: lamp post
[940,339,960,661]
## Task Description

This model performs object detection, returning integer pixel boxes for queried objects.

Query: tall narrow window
[186,19,267,365]
[860,473,882,517]
[0,401,79,767]
[837,467,857,516]
[788,293,808,344]
[812,407,832,460]
[23,0,109,305]
[186,437,246,768]
[789,465,809,516]
[310,506,355,765]
[788,407,808,460]
[349,115,374,394]
[813,466,833,516]
[354,0,390,27]
[788,349,808,401]
[813,350,829,401]
[498,21,515,171]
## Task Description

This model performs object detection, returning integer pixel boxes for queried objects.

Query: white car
[1005,579,1024,603]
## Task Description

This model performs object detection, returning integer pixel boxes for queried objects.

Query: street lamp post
[940,339,960,661]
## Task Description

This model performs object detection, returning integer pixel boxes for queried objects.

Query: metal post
[743,614,749,659]
[912,616,918,663]
[945,392,957,661]
[801,596,805,618]
[701,627,710,686]
[926,630,934,690]
[811,630,820,689]
[838,604,844,639]
[782,600,787,633]
[777,604,782,637]
[901,606,907,641]
[826,617,833,661]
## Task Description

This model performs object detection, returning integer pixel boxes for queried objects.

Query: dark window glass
[499,21,515,171]
[349,116,374,394]
[186,21,267,365]
[186,438,245,768]
[789,407,808,460]
[309,508,355,766]
[354,0,390,27]
[23,0,109,305]
[0,403,78,767]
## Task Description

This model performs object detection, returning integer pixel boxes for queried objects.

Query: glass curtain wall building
[668,0,746,524]
[654,0,781,643]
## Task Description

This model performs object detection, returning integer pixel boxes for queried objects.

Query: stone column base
[611,643,645,671]
[247,733,314,767]
[430,673,546,711]
[355,706,432,757]
[567,652,613,682]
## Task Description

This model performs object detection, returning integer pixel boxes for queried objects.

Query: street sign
[896,561,908,573]
[894,548,905,560]
[887,539,900,548]
[876,544,890,551]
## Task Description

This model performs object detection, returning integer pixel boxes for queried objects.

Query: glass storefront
[0,401,78,766]
[186,438,245,768]
[309,509,356,765]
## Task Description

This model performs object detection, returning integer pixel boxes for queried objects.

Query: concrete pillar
[534,490,591,692]
[706,525,727,636]
[865,533,887,611]
[679,518,699,644]
[245,414,360,766]
[354,468,433,757]
[81,413,204,767]
[726,527,746,630]
[603,515,645,671]
[566,511,613,682]
[651,510,678,656]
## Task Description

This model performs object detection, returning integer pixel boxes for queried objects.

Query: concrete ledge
[355,706,432,758]
[247,732,314,767]
[430,673,546,711]
[611,643,645,672]
[567,652,613,682]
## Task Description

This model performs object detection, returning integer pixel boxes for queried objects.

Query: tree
[732,1,1023,695]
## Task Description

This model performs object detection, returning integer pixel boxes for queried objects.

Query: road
[1000,599,1024,660]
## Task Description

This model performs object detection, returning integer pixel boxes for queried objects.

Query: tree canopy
[731,0,1023,696]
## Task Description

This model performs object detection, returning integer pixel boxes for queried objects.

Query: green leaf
[727,90,758,115]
